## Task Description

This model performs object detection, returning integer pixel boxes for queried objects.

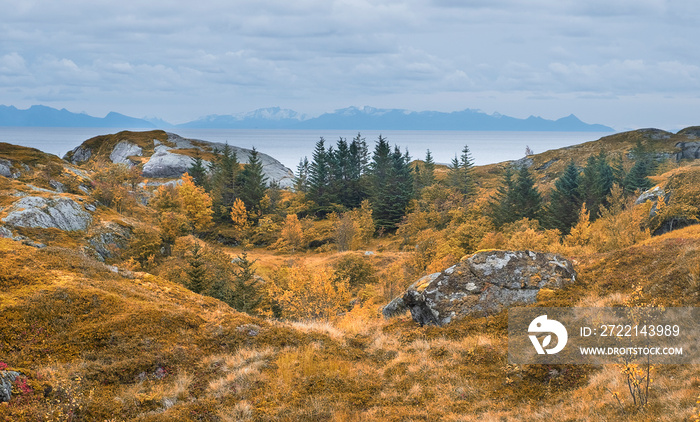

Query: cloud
[1,0,699,127]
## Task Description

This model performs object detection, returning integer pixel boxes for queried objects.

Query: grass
[2,128,700,420]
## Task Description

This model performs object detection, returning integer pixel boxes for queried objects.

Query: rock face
[2,196,92,231]
[675,141,700,161]
[0,159,13,178]
[66,145,92,164]
[383,250,576,326]
[142,144,193,178]
[109,141,143,165]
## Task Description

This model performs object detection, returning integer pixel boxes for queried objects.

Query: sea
[0,127,613,170]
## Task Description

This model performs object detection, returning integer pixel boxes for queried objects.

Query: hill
[0,128,698,421]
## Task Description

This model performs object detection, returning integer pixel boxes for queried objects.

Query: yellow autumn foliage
[177,172,213,232]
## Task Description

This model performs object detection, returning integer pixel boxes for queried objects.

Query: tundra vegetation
[0,128,699,421]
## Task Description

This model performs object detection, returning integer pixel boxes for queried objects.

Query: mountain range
[0,104,614,132]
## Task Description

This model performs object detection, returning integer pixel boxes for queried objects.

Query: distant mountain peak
[0,104,615,132]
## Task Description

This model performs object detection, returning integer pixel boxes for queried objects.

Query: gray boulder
[675,141,700,161]
[0,159,12,178]
[2,196,92,231]
[141,133,295,188]
[383,250,576,326]
[0,225,13,239]
[65,145,92,164]
[87,222,132,261]
[109,141,143,165]
[142,145,192,178]
[0,371,21,402]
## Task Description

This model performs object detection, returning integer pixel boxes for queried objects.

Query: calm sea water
[0,127,613,170]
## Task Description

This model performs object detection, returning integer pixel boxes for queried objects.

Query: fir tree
[368,136,413,232]
[447,154,461,188]
[581,150,614,218]
[187,150,207,187]
[187,243,207,294]
[230,252,263,314]
[512,165,542,221]
[422,149,436,188]
[623,141,654,193]
[237,147,269,220]
[546,160,582,234]
[459,145,477,198]
[208,143,240,222]
[294,157,310,193]
[489,166,517,227]
[307,138,332,213]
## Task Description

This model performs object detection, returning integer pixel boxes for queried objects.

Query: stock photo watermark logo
[528,315,568,355]
[509,307,700,364]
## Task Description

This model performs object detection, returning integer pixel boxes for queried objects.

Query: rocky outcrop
[0,159,13,178]
[2,196,92,231]
[635,186,670,217]
[675,141,700,161]
[66,145,92,164]
[109,141,143,165]
[142,144,193,178]
[383,250,576,326]
[142,133,295,188]
[87,222,132,261]
[0,370,21,402]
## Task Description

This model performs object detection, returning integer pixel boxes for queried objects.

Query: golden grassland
[1,224,699,421]
[1,128,700,420]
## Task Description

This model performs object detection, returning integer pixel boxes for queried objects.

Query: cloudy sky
[1,0,699,131]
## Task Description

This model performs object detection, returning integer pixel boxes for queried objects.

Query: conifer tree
[422,149,436,188]
[368,136,413,232]
[490,166,517,227]
[307,138,332,213]
[546,160,582,234]
[447,154,461,188]
[581,150,614,218]
[623,141,654,194]
[237,147,268,220]
[187,150,208,187]
[294,157,310,193]
[230,252,263,315]
[187,243,207,294]
[512,164,542,221]
[208,143,240,221]
[459,145,477,198]
[624,159,653,193]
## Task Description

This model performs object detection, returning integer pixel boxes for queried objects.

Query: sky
[1,0,699,131]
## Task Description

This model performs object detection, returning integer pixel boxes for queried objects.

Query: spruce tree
[623,141,654,193]
[187,243,207,294]
[422,149,436,188]
[209,143,240,222]
[581,150,614,218]
[368,136,413,232]
[187,150,207,187]
[623,159,653,193]
[307,138,332,213]
[546,160,582,234]
[230,252,262,314]
[294,157,310,193]
[513,165,542,221]
[447,154,461,188]
[459,145,477,198]
[490,166,517,227]
[237,147,268,220]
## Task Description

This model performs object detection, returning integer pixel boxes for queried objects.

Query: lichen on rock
[383,250,576,326]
